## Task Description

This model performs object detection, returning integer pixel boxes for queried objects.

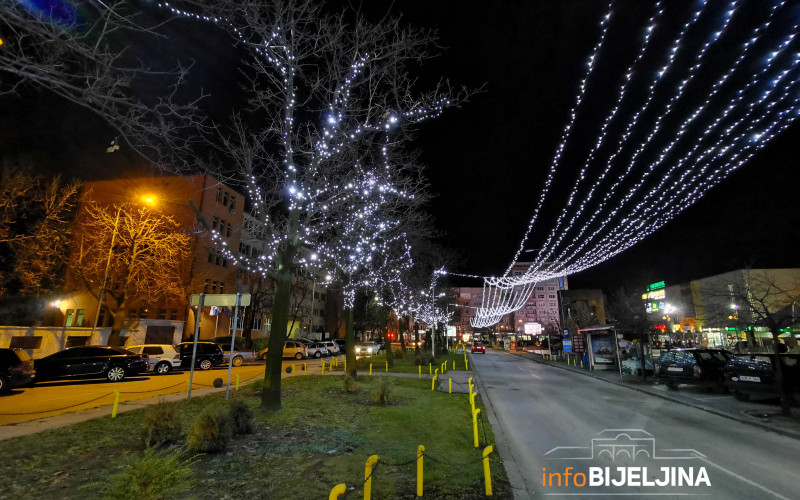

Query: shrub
[140,400,183,447]
[372,378,392,405]
[102,447,196,500]
[187,405,233,453]
[229,400,254,435]
[342,373,356,393]
[414,351,435,366]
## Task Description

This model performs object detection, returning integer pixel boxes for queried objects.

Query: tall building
[509,262,568,336]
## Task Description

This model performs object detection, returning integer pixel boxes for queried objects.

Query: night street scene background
[2,1,800,499]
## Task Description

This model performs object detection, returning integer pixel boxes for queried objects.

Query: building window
[215,255,221,266]
[169,309,178,320]
[128,309,137,319]
[219,281,225,294]
[548,294,555,299]
[208,252,214,263]
[65,309,75,327]
[220,219,225,234]
[536,286,544,290]
[213,216,218,229]
[204,279,210,293]
[222,259,228,268]
[253,316,262,330]
[263,317,271,333]
[229,195,236,213]
[138,308,148,319]
[97,308,106,327]
[538,295,544,298]
[157,309,167,320]
[223,191,229,207]
[212,280,217,293]
[548,286,555,290]
[75,309,85,327]
[216,187,221,202]
[226,223,232,237]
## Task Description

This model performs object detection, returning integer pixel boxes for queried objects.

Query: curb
[517,352,800,441]
[470,354,533,500]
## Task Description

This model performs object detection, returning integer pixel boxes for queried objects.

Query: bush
[229,400,254,435]
[414,351,435,367]
[102,447,196,500]
[187,405,233,453]
[342,373,356,393]
[372,378,392,405]
[140,401,183,447]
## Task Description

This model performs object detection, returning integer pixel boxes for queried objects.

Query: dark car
[723,353,800,401]
[35,346,148,382]
[175,342,225,370]
[333,339,347,353]
[472,342,486,354]
[655,348,731,391]
[0,348,36,393]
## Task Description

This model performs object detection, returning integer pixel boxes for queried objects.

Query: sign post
[225,293,243,400]
[188,293,251,401]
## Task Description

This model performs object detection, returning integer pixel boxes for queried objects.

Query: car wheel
[314,351,322,359]
[665,380,678,390]
[733,390,750,401]
[295,352,304,360]
[199,359,212,370]
[261,353,268,361]
[233,356,244,367]
[0,375,8,394]
[155,362,171,375]
[106,366,126,382]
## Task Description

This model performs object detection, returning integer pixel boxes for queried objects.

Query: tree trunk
[345,306,357,378]
[414,322,420,356]
[772,331,792,416]
[260,249,294,411]
[399,317,407,355]
[106,301,127,346]
[242,306,254,341]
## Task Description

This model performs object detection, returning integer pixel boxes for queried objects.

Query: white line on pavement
[530,373,543,380]
[701,458,791,500]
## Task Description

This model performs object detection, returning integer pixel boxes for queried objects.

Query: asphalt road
[0,358,331,426]
[472,349,800,500]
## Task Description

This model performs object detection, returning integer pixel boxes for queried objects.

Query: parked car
[355,342,381,357]
[306,342,329,359]
[333,339,347,353]
[320,341,340,356]
[219,344,258,366]
[175,342,225,370]
[259,341,308,360]
[655,348,732,391]
[127,344,182,374]
[35,346,148,382]
[472,341,486,354]
[723,353,800,401]
[0,348,36,393]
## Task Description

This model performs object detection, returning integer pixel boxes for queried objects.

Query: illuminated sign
[641,289,666,301]
[646,281,665,292]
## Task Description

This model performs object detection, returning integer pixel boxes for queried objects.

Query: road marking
[701,458,791,500]
[529,373,543,380]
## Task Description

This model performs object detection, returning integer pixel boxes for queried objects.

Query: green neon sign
[646,281,665,292]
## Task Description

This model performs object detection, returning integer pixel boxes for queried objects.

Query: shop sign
[646,281,666,292]
[563,339,573,353]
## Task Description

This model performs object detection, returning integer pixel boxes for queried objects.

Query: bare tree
[0,0,206,165]
[705,270,800,416]
[70,202,192,345]
[0,166,81,297]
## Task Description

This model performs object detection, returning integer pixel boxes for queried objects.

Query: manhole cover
[742,409,781,420]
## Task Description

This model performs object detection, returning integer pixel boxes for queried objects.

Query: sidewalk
[509,349,800,440]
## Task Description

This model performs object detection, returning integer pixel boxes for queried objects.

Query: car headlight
[356,347,361,353]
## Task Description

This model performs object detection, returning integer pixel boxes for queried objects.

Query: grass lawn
[353,350,471,374]
[0,374,510,499]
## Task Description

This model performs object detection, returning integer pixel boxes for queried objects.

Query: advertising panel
[590,333,616,368]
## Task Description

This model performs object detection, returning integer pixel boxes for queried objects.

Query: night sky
[3,0,800,295]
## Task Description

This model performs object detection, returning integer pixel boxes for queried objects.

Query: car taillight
[694,365,702,376]
[140,355,148,362]
[173,354,180,360]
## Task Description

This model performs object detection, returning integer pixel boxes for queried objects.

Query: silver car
[306,342,329,359]
[219,344,258,366]
[126,344,181,374]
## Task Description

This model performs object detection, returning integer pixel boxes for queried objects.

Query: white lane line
[701,458,791,500]
[530,373,543,380]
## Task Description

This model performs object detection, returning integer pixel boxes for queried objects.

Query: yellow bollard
[416,445,425,497]
[435,368,439,377]
[418,365,421,378]
[344,360,347,373]
[370,363,373,376]
[385,361,388,373]
[291,363,296,376]
[470,391,476,414]
[111,389,120,418]
[321,359,326,375]
[466,358,469,371]
[431,374,437,391]
[581,360,584,368]
[449,378,452,394]
[304,363,308,375]
[452,360,455,370]
[364,455,379,500]
[329,483,347,500]
[483,445,494,496]
[429,362,432,374]
[472,408,481,448]
[235,373,240,391]
[186,377,190,397]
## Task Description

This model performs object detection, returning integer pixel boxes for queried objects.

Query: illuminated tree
[71,202,192,346]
